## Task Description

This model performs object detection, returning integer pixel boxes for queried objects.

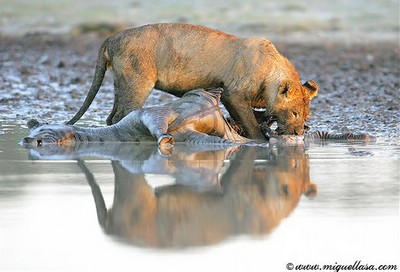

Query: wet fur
[22,88,249,148]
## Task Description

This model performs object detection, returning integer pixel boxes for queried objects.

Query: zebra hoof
[158,146,173,156]
[158,134,174,147]
[158,134,174,155]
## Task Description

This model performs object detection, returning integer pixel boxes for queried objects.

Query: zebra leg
[140,107,178,148]
[260,122,278,140]
[176,131,236,145]
[305,131,376,141]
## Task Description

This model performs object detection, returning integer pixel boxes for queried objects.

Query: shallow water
[1,124,399,271]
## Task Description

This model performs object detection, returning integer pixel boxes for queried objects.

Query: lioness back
[108,24,238,93]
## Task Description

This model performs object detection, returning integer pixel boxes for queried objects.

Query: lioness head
[272,80,318,135]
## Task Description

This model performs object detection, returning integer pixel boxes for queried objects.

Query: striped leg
[176,131,236,145]
[140,107,177,147]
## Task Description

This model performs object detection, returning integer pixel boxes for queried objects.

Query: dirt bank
[0,33,399,139]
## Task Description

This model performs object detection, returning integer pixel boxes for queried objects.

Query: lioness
[66,23,318,139]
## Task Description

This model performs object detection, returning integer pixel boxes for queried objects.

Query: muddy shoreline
[0,33,399,139]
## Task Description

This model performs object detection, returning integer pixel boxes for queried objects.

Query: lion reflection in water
[78,145,317,248]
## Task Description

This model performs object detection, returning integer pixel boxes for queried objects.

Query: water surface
[1,124,399,271]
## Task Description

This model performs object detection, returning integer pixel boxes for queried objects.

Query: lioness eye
[292,111,299,118]
[36,139,43,147]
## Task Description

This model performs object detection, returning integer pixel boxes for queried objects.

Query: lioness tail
[66,39,110,124]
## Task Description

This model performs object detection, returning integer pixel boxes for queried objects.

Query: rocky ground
[0,33,399,140]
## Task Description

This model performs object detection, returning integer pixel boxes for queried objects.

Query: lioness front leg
[222,95,265,139]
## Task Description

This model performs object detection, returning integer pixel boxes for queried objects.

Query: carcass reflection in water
[28,143,317,248]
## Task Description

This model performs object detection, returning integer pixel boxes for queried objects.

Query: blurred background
[1,0,399,43]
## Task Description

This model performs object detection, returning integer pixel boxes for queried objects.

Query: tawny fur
[66,23,318,139]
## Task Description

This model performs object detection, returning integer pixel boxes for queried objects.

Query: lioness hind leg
[107,71,155,125]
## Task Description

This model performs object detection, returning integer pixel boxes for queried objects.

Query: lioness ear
[278,80,292,99]
[303,80,318,100]
[27,119,40,129]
